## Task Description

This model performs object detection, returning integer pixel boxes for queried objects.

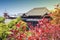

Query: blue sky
[0,0,60,16]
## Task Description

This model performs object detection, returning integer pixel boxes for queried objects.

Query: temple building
[21,7,51,26]
[22,7,50,21]
[3,13,16,23]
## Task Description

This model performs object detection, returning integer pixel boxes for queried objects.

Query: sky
[0,0,60,16]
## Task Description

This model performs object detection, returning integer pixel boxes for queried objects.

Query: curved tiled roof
[25,7,49,16]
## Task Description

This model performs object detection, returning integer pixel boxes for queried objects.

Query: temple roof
[25,7,49,16]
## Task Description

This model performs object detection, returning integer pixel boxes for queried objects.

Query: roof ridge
[33,7,47,9]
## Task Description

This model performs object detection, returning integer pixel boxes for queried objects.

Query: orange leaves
[50,7,60,24]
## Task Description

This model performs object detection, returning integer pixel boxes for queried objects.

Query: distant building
[3,13,16,19]
[4,13,10,19]
[3,13,16,23]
